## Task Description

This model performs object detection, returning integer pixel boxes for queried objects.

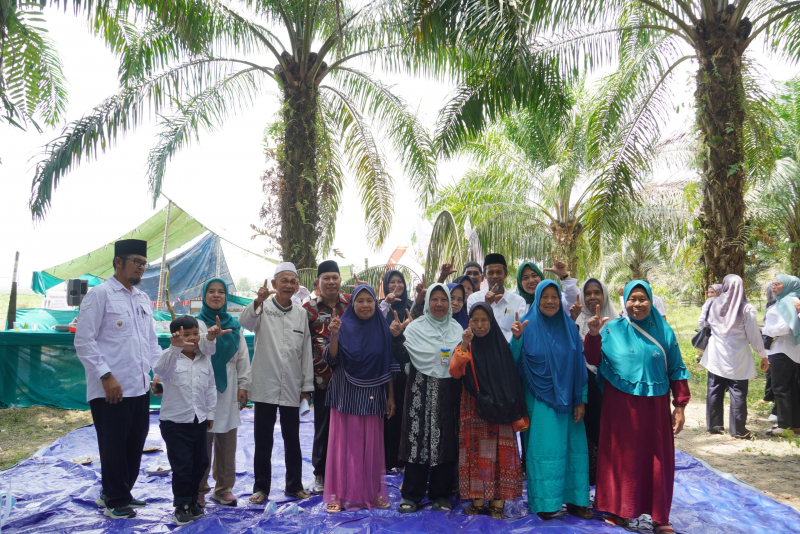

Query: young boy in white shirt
[153,315,217,525]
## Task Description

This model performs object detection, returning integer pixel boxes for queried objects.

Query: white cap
[274,262,297,277]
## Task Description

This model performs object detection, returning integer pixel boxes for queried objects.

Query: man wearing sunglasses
[75,239,165,520]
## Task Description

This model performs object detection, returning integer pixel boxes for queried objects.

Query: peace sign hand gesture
[543,252,569,279]
[255,279,277,306]
[329,309,342,336]
[207,315,234,340]
[485,284,501,304]
[511,312,529,340]
[390,309,412,337]
[587,304,611,337]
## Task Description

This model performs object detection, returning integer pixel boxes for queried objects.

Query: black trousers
[89,393,150,509]
[160,417,209,506]
[401,461,455,504]
[706,372,749,436]
[253,402,303,495]
[312,387,330,477]
[763,369,774,402]
[769,353,800,429]
[384,373,407,471]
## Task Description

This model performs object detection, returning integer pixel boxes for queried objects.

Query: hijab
[454,275,475,295]
[764,280,776,322]
[517,280,587,413]
[576,278,618,339]
[196,278,241,393]
[599,280,690,397]
[516,261,545,305]
[707,274,747,337]
[331,285,395,387]
[403,283,464,380]
[709,284,723,299]
[382,270,412,325]
[447,282,469,328]
[774,274,800,345]
[464,303,528,425]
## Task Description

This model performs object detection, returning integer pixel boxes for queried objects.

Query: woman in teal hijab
[516,258,581,315]
[584,280,690,532]
[762,275,800,436]
[194,278,252,506]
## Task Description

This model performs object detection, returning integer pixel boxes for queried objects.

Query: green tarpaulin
[12,308,174,330]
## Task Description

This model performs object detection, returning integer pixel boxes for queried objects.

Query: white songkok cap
[274,262,298,277]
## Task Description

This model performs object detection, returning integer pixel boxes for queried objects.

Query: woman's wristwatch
[560,273,570,281]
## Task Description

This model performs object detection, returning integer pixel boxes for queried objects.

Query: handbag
[762,334,774,350]
[691,304,712,350]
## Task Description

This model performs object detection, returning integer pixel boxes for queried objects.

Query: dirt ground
[0,406,92,470]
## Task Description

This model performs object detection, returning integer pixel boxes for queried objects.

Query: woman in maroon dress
[583,280,690,534]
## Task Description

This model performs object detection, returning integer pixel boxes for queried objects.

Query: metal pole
[215,236,221,278]
[6,251,19,330]
[156,201,172,310]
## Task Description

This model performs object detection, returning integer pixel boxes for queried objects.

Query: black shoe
[190,502,204,518]
[707,428,724,435]
[174,503,196,525]
[103,505,136,519]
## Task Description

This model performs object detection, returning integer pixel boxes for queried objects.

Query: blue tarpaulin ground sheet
[1,409,798,533]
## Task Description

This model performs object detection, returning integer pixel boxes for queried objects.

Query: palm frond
[316,95,345,256]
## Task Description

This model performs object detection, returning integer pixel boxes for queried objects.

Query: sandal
[488,506,504,519]
[211,491,238,506]
[566,503,593,520]
[249,491,267,504]
[655,523,675,533]
[465,504,486,516]
[326,503,342,514]
[537,511,558,521]
[604,513,630,527]
[375,497,390,509]
[398,498,417,513]
[432,497,453,511]
[284,490,311,500]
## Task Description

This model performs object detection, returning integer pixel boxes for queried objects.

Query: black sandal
[432,497,453,511]
[398,498,417,513]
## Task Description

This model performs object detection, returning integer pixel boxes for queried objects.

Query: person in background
[574,278,618,487]
[302,260,350,495]
[395,283,463,513]
[466,254,528,342]
[194,279,250,506]
[450,303,528,519]
[585,280,690,533]
[154,316,219,525]
[240,263,314,504]
[700,275,767,438]
[447,282,469,329]
[322,285,399,512]
[454,275,476,299]
[511,280,592,521]
[761,281,777,410]
[378,269,413,474]
[698,283,723,329]
[75,239,162,520]
[515,254,580,315]
[762,275,800,437]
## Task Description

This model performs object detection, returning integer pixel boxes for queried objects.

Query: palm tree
[27,0,436,268]
[0,1,68,148]
[534,0,800,283]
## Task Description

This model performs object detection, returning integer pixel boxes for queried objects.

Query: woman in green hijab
[516,257,581,315]
[195,278,252,506]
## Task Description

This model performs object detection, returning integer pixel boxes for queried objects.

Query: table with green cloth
[0,330,255,410]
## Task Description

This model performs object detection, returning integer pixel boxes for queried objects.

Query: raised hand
[569,295,583,321]
[485,284,501,304]
[511,312,529,340]
[385,292,397,305]
[414,274,427,306]
[439,255,458,280]
[329,309,342,336]
[461,326,474,351]
[587,304,611,336]
[255,279,277,306]
[170,326,195,349]
[543,252,569,279]
[207,315,234,340]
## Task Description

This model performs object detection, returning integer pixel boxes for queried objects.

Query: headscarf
[517,280,587,413]
[464,303,528,425]
[599,280,690,397]
[331,285,395,387]
[454,275,475,295]
[447,282,469,328]
[709,284,723,298]
[196,278,241,393]
[403,283,464,380]
[576,278,618,339]
[764,280,776,322]
[774,274,800,346]
[516,261,545,305]
[707,274,747,337]
[382,270,412,325]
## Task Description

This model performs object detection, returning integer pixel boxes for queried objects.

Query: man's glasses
[124,257,150,269]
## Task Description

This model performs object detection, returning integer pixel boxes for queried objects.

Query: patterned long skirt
[458,389,523,501]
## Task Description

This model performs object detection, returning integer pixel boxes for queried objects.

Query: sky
[1,7,799,295]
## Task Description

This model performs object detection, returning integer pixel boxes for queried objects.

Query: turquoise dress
[511,337,590,513]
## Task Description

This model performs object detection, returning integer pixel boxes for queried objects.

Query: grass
[0,407,93,470]
[0,295,45,330]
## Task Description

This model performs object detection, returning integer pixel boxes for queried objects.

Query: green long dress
[512,337,590,514]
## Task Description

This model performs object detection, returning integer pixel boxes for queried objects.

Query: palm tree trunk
[695,21,747,283]
[278,82,320,269]
[550,220,582,275]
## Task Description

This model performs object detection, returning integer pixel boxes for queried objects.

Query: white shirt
[238,299,313,407]
[467,289,528,342]
[700,303,766,380]
[74,276,163,402]
[762,305,800,363]
[154,345,217,423]
[197,323,251,434]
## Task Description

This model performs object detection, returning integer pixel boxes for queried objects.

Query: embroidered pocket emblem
[117,321,123,327]
[652,350,660,358]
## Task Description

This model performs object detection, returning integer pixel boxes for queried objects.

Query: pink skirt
[323,408,388,510]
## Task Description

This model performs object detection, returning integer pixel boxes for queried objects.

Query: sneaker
[103,506,136,519]
[174,503,196,525]
[768,414,778,422]
[190,502,204,518]
[312,475,324,494]
[95,494,106,508]
[129,498,146,508]
[765,427,794,437]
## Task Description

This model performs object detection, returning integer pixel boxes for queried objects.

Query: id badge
[440,348,451,366]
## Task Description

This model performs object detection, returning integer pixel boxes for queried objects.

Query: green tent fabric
[10,308,174,331]
[31,272,104,295]
[31,203,206,294]
[226,294,254,307]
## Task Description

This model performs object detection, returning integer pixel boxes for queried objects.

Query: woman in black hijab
[449,303,528,519]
